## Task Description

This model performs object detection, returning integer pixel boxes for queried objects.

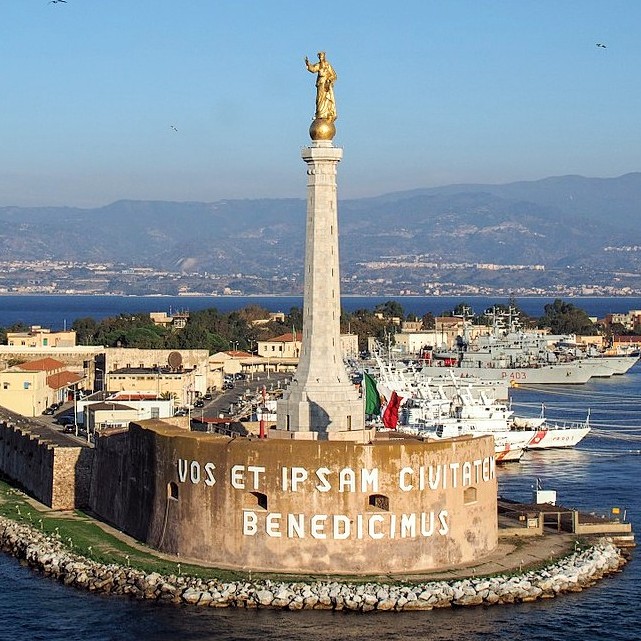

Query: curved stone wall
[90,422,498,575]
[0,515,626,611]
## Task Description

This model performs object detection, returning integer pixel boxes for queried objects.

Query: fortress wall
[89,428,155,541]
[92,421,498,575]
[0,421,54,506]
[51,446,93,510]
[0,421,92,510]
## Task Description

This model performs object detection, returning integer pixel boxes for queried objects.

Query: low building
[209,350,254,376]
[0,344,105,379]
[104,367,199,407]
[250,312,286,327]
[0,357,84,416]
[401,320,423,333]
[612,335,641,351]
[340,334,359,358]
[85,402,140,433]
[575,335,605,350]
[604,310,641,331]
[6,326,77,349]
[393,323,494,356]
[76,392,174,428]
[258,334,358,360]
[149,311,190,329]
[257,333,301,359]
[100,347,209,396]
[394,331,444,355]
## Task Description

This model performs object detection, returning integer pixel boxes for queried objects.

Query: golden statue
[305,51,337,140]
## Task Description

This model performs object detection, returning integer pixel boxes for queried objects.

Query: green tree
[72,317,99,345]
[374,300,405,320]
[91,313,167,348]
[121,327,166,349]
[421,312,436,330]
[342,308,389,351]
[236,305,271,324]
[539,299,597,335]
[286,307,303,333]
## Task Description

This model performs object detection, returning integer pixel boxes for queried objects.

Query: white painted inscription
[175,456,494,541]
[241,510,450,540]
[175,457,493,493]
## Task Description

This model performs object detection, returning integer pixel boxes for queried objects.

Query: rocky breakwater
[0,515,627,611]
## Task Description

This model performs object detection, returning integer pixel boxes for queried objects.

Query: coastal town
[0,140,638,605]
[2,258,641,298]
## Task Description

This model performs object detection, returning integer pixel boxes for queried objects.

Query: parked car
[203,393,212,401]
[174,408,188,416]
[194,399,205,408]
[222,382,234,391]
[42,406,55,415]
[63,425,76,434]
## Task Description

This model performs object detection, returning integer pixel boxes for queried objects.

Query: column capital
[301,144,343,163]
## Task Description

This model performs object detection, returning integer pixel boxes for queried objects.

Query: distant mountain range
[1,173,640,294]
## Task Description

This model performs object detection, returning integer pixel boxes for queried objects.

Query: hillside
[1,173,640,295]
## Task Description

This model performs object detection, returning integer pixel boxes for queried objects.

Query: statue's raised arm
[305,51,337,123]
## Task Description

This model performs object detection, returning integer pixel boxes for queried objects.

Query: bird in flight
[596,43,607,48]
[48,0,68,4]
[170,125,178,132]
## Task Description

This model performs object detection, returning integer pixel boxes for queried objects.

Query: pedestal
[276,141,365,438]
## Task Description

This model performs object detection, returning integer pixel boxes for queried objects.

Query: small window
[245,492,268,510]
[3,383,9,390]
[464,487,477,504]
[168,482,179,500]
[369,494,389,511]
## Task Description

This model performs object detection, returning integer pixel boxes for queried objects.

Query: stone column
[276,140,366,439]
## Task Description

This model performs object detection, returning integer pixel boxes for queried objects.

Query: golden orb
[309,118,336,141]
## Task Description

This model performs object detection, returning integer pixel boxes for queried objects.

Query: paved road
[0,403,91,447]
[196,372,292,421]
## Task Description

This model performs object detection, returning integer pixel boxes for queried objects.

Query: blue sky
[2,1,640,207]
